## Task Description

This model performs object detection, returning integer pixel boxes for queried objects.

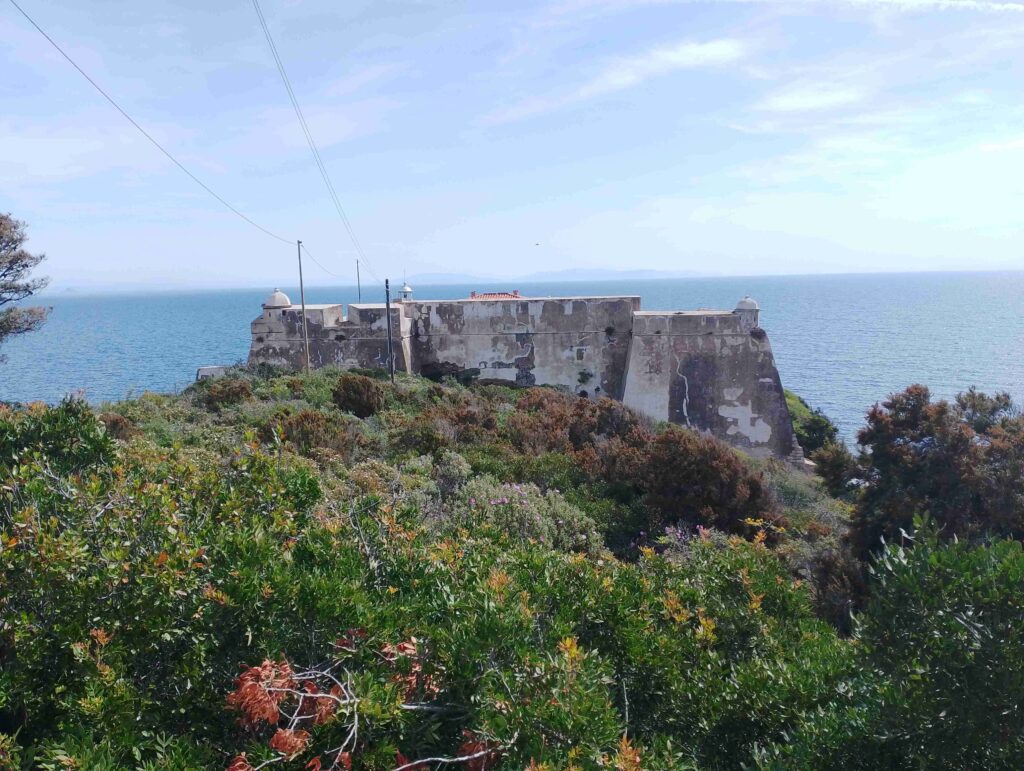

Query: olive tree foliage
[0,213,49,358]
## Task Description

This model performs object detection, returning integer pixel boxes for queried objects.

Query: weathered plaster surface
[621,310,797,459]
[247,294,799,460]
[250,303,408,372]
[402,296,636,398]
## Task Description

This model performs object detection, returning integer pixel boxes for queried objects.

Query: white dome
[735,295,759,310]
[401,282,413,294]
[263,288,292,308]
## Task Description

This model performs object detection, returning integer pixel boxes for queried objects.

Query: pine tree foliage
[0,213,48,357]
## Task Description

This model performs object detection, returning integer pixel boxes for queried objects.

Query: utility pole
[356,259,362,303]
[297,240,311,374]
[384,278,395,383]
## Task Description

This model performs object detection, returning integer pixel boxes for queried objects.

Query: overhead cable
[250,0,381,282]
[300,244,348,279]
[7,0,293,245]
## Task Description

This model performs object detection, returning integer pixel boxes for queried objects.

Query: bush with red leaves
[332,373,385,418]
[225,657,353,769]
[851,384,1024,557]
[226,658,296,730]
[639,426,784,540]
[506,389,782,540]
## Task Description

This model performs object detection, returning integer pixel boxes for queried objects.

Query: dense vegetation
[784,389,838,455]
[1,370,1021,769]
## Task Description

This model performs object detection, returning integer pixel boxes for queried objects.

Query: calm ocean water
[2,272,1022,443]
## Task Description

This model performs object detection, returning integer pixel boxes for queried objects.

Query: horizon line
[33,266,1024,299]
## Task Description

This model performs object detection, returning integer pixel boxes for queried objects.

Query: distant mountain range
[406,268,712,286]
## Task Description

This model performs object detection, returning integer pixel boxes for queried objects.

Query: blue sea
[2,272,1022,443]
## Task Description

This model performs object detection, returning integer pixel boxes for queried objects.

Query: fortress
[246,288,803,461]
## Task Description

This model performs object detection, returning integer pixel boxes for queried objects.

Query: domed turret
[263,288,292,309]
[400,282,414,301]
[734,295,760,331]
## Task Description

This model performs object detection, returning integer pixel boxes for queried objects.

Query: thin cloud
[757,83,867,112]
[838,0,1024,11]
[979,137,1024,152]
[579,39,746,96]
[482,38,746,124]
[540,0,1024,23]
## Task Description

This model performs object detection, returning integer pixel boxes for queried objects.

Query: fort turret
[734,295,760,332]
[263,288,292,310]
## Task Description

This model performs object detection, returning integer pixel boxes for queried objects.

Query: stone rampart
[621,311,797,460]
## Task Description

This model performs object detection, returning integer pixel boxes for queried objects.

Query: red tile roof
[469,290,522,300]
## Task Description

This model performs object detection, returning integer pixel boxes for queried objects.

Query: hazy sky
[3,0,1024,290]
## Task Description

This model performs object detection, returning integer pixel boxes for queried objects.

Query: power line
[250,0,382,282]
[300,244,348,280]
[299,244,371,290]
[7,0,293,245]
[11,0,373,290]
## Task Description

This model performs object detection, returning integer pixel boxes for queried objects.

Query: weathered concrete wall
[622,311,797,460]
[402,296,637,399]
[249,304,408,372]
[247,294,800,461]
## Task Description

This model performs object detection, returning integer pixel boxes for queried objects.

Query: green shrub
[346,366,390,381]
[434,449,471,498]
[266,367,344,408]
[386,413,455,456]
[98,411,138,441]
[0,397,113,474]
[758,459,863,629]
[785,390,840,454]
[332,372,385,418]
[760,524,1024,768]
[640,426,784,540]
[513,451,589,491]
[260,408,363,457]
[201,377,253,410]
[810,440,859,497]
[0,733,22,769]
[34,729,215,770]
[444,476,602,552]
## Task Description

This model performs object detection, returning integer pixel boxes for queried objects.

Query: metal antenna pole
[356,259,362,303]
[384,278,395,383]
[297,240,311,373]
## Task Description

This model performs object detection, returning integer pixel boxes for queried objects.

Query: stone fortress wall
[247,289,802,461]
